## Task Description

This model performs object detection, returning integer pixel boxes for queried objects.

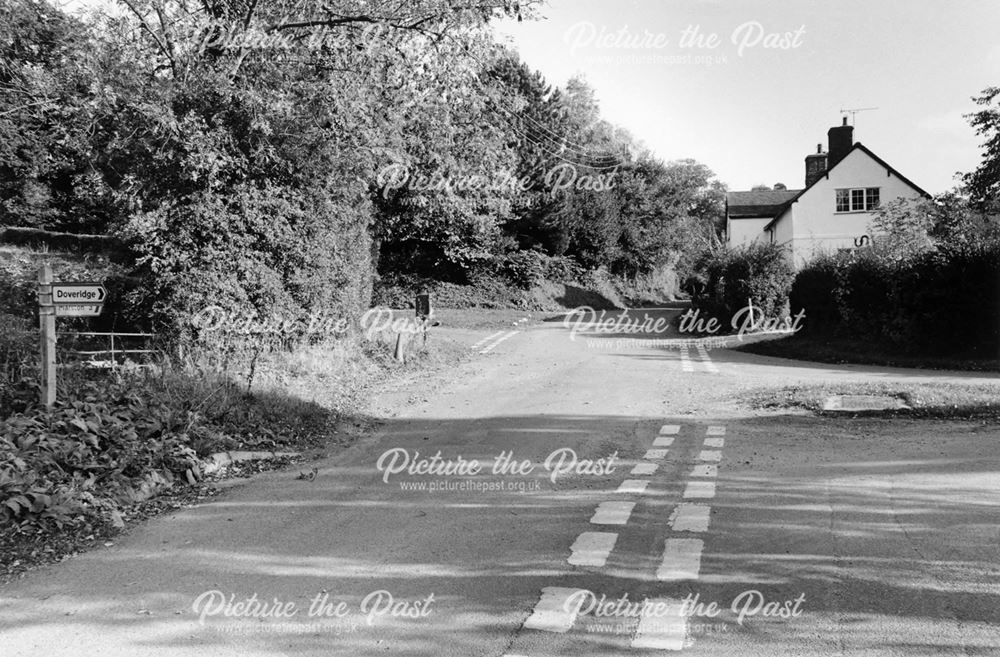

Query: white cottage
[726,118,930,267]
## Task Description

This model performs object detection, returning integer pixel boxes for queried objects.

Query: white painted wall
[768,147,924,267]
[727,217,770,247]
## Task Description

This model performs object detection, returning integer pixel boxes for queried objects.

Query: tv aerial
[840,107,879,125]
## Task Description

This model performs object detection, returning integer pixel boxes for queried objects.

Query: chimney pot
[843,116,848,126]
[817,143,822,153]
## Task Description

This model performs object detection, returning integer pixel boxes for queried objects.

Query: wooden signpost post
[36,264,106,409]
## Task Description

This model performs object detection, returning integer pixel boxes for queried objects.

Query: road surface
[2,308,998,656]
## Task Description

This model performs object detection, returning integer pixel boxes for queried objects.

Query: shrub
[789,254,843,335]
[792,240,1000,357]
[501,250,546,289]
[696,243,794,326]
[894,245,1000,356]
[0,377,202,529]
[125,185,373,349]
[833,249,898,343]
[0,313,36,416]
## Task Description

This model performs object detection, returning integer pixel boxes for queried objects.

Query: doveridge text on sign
[51,283,106,303]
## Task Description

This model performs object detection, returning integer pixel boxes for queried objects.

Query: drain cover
[822,395,911,412]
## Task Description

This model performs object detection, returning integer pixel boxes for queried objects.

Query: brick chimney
[827,116,855,168]
[805,143,827,187]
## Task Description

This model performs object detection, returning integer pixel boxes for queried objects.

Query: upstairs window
[836,187,880,212]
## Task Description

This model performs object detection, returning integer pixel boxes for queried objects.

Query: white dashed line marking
[523,587,587,633]
[683,481,717,499]
[698,450,722,462]
[679,345,694,372]
[630,463,658,476]
[656,538,704,581]
[471,331,504,349]
[690,464,718,478]
[617,479,650,494]
[669,503,711,532]
[696,344,719,374]
[590,501,636,525]
[631,598,688,650]
[703,437,725,448]
[479,330,519,354]
[644,448,669,460]
[568,532,619,567]
[706,425,726,436]
[653,436,674,447]
[659,424,681,435]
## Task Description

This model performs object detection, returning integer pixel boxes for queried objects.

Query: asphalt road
[2,309,998,656]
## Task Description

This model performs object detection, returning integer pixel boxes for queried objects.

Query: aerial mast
[840,107,879,125]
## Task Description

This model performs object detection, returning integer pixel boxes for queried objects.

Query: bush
[788,254,842,334]
[894,245,1000,355]
[792,241,1000,357]
[501,250,546,290]
[0,313,36,416]
[834,250,898,343]
[125,185,373,348]
[695,243,794,326]
[0,353,338,531]
[1,377,202,529]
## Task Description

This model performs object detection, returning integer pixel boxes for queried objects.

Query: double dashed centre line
[515,422,731,654]
[474,330,520,354]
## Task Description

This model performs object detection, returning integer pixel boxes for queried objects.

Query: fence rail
[57,331,158,369]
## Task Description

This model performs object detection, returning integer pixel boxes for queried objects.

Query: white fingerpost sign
[37,267,107,408]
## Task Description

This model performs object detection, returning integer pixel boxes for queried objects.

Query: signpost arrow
[51,282,106,304]
[54,304,103,317]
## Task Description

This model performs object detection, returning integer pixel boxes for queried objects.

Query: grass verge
[744,381,1000,420]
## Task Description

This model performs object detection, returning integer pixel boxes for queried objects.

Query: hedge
[694,243,794,327]
[791,244,1000,357]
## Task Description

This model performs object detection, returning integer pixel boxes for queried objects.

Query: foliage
[3,0,728,337]
[1,376,203,529]
[793,193,1000,356]
[788,253,842,333]
[963,86,1000,205]
[694,242,795,326]
[0,0,117,232]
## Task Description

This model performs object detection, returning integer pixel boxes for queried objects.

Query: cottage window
[836,187,880,212]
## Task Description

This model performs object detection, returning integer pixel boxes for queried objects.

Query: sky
[495,0,1000,193]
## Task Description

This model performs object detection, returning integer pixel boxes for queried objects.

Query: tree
[964,86,1000,205]
[0,0,115,231]
[88,0,538,333]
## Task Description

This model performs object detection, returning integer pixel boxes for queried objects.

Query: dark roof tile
[726,189,801,218]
